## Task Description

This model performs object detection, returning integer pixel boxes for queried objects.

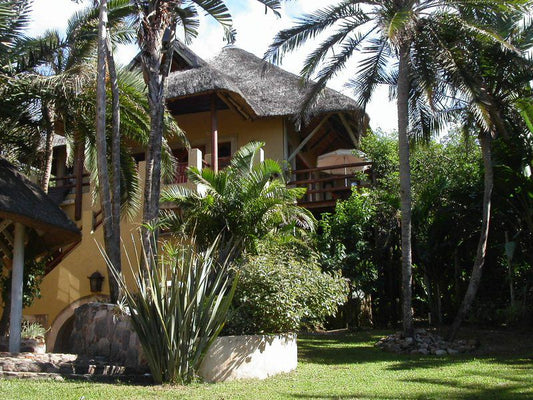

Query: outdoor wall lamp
[88,271,105,293]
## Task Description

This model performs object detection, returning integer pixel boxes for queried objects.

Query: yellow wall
[23,186,142,332]
[19,112,286,346]
[173,110,285,163]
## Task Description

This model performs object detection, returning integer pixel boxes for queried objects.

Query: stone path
[0,352,151,382]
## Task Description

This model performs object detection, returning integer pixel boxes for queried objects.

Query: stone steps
[0,352,152,383]
[0,370,153,383]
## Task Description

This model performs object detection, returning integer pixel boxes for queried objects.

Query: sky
[27,0,397,132]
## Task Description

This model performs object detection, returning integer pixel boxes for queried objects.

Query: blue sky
[28,0,397,132]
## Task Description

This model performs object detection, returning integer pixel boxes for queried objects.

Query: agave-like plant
[106,234,238,384]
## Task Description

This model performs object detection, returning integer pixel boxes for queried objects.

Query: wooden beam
[0,237,12,259]
[211,95,219,172]
[0,219,12,235]
[287,133,312,169]
[2,230,13,247]
[9,223,25,353]
[217,92,251,120]
[288,114,331,162]
[338,113,359,147]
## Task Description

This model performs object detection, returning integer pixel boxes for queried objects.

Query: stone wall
[70,303,145,369]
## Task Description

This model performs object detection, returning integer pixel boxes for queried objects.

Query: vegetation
[161,142,315,256]
[130,0,284,259]
[317,131,533,330]
[108,236,237,384]
[2,331,533,399]
[225,238,348,334]
[20,321,46,340]
[266,0,531,337]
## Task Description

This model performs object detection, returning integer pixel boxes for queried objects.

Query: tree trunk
[448,134,493,340]
[105,28,122,298]
[139,9,175,265]
[397,42,414,336]
[96,0,119,303]
[40,103,55,193]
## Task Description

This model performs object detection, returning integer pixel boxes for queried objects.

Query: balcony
[288,161,373,211]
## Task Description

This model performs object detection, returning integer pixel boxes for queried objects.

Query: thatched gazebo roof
[166,46,365,121]
[0,158,81,250]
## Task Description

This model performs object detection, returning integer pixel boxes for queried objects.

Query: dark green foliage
[225,238,348,334]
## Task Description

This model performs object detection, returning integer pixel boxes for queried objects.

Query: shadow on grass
[296,331,533,400]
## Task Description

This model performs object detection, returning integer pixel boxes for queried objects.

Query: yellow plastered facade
[15,111,286,349]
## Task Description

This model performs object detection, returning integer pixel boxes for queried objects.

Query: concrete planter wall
[199,333,297,382]
[69,303,297,381]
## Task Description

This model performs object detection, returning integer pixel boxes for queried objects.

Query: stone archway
[47,295,108,353]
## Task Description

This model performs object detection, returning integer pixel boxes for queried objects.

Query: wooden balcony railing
[173,156,232,184]
[48,173,90,220]
[288,161,373,209]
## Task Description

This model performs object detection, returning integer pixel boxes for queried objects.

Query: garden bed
[199,333,297,382]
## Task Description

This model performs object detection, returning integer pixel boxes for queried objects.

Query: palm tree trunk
[448,134,493,340]
[96,0,119,303]
[40,103,55,193]
[105,28,122,295]
[397,42,414,337]
[139,10,175,264]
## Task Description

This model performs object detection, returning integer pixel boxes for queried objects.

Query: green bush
[225,239,348,334]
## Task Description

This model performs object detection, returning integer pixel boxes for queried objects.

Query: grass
[1,330,532,399]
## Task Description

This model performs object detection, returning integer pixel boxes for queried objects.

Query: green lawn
[1,330,532,400]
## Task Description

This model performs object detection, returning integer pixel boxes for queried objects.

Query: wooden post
[211,96,219,172]
[8,223,25,354]
[75,137,84,221]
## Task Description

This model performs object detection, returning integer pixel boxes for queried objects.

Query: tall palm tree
[161,142,315,259]
[130,0,284,262]
[265,0,527,336]
[432,15,533,339]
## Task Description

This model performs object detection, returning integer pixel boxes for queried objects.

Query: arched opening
[47,295,108,352]
[53,315,74,353]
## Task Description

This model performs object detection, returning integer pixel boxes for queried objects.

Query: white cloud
[27,0,397,132]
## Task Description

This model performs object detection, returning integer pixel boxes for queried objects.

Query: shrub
[21,321,46,339]
[225,239,348,334]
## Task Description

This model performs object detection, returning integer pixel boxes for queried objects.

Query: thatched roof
[166,46,363,119]
[0,159,81,248]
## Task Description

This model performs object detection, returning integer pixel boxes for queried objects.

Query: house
[9,43,371,351]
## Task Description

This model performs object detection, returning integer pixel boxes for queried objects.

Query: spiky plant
[106,234,238,384]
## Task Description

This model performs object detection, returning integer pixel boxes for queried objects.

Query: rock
[435,349,447,356]
[447,348,459,355]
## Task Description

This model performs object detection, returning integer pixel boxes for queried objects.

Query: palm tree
[265,0,527,336]
[160,142,315,259]
[130,0,284,262]
[2,1,183,302]
[432,16,533,339]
